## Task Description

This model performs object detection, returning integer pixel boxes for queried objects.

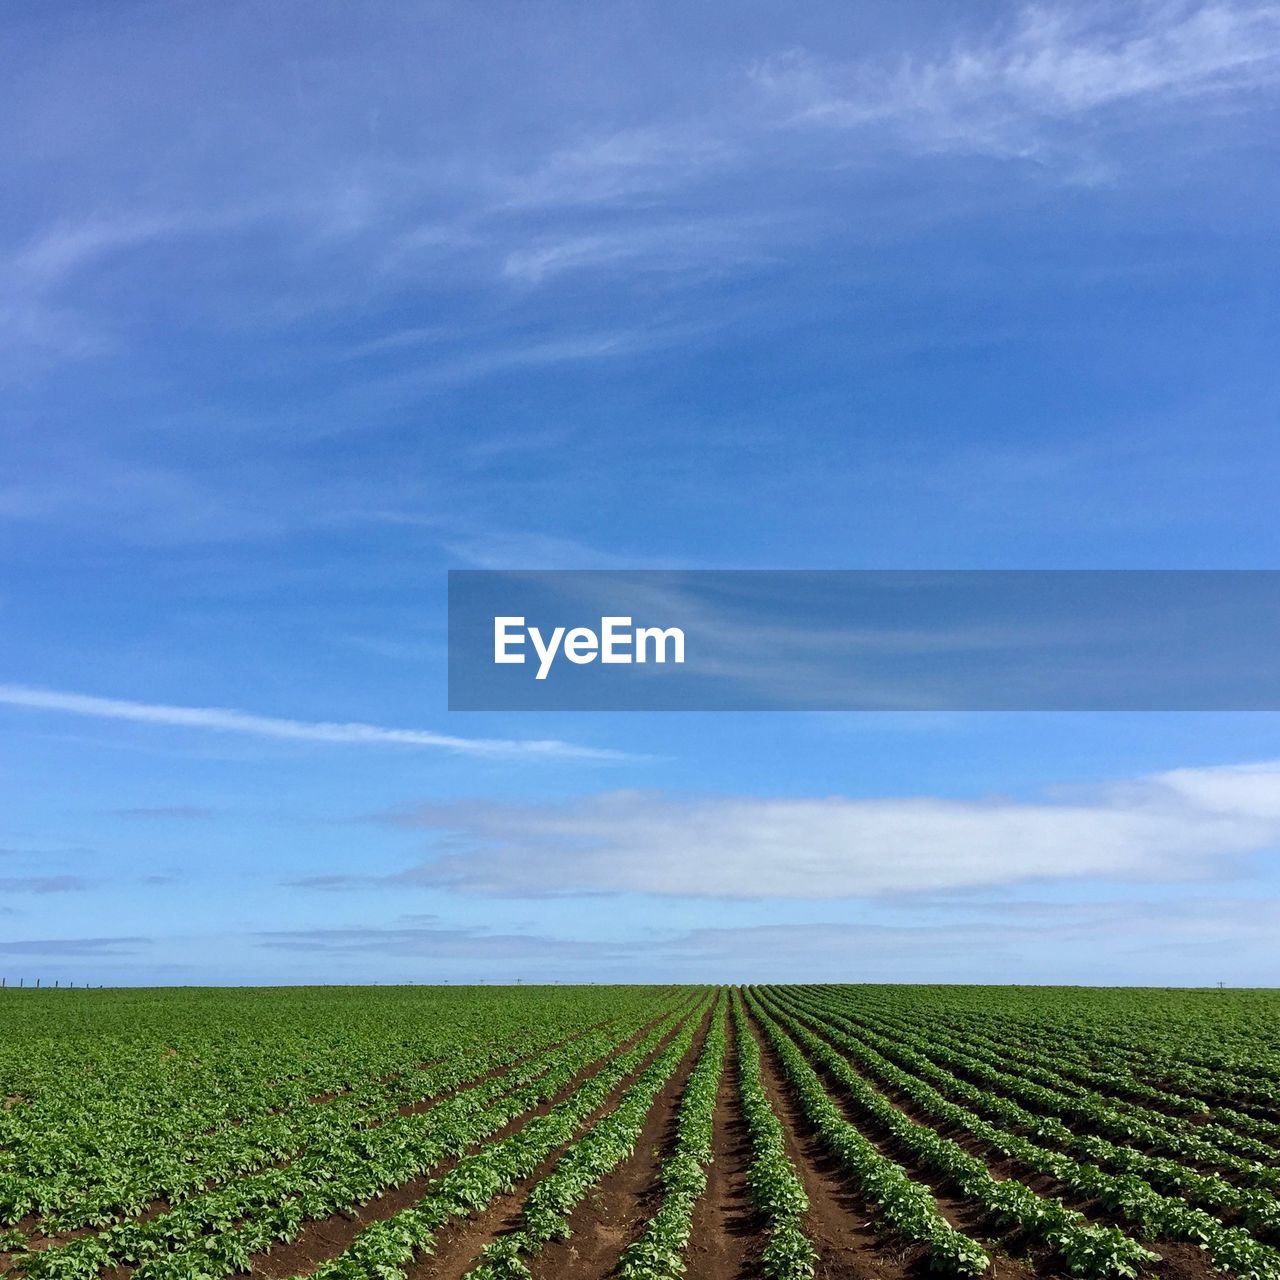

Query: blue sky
[2,0,1280,985]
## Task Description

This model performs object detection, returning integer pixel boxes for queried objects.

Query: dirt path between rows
[747,1001,921,1280]
[762,994,1215,1280]
[527,1004,717,1280]
[757,995,1047,1277]
[243,997,699,1280]
[684,1032,761,1280]
[821,1006,1276,1173]
[405,998,711,1280]
[10,1015,626,1265]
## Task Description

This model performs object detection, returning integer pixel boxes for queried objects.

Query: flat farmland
[2,984,1279,1280]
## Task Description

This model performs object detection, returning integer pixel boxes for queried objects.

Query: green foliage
[465,996,716,1280]
[762,986,1280,1280]
[1,987,691,1280]
[4,981,1280,1280]
[615,994,728,1280]
[744,991,989,1278]
[732,991,817,1280]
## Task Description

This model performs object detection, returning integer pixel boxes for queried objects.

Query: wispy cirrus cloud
[502,125,738,209]
[12,212,185,288]
[369,758,1280,899]
[365,515,682,571]
[4,1,1273,403]
[0,684,627,762]
[501,217,781,287]
[0,204,272,377]
[752,2,1280,164]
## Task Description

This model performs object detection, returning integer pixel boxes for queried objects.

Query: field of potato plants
[2,985,1279,1280]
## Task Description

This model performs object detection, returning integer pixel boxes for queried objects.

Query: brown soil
[685,1037,760,1280]
[746,1006,929,1280]
[405,1000,710,1280]
[829,1014,1273,1171]
[1150,1241,1232,1280]
[4,992,1247,1280]
[764,998,1224,1280]
[10,1016,629,1266]
[526,1003,715,1280]
[241,997,700,1280]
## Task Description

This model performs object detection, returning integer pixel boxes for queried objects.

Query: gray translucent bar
[448,570,1280,711]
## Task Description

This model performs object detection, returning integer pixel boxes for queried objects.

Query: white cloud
[753,2,1280,161]
[503,125,737,209]
[501,218,778,287]
[0,683,625,762]
[6,1,1271,395]
[13,213,183,287]
[384,759,1280,898]
[1156,759,1280,818]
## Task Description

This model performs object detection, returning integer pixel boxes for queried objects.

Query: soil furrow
[768,999,1219,1280]
[684,1031,762,1280]
[526,1001,715,1280]
[764,1000,1042,1225]
[405,1001,711,1280]
[240,1001,696,1280]
[13,1018,624,1259]
[747,1003,924,1280]
[15,1016,630,1259]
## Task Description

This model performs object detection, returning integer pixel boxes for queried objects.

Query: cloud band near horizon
[360,758,1280,898]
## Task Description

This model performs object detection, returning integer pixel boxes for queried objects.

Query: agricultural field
[2,985,1280,1280]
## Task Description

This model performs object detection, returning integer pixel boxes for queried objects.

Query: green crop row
[744,988,992,1277]
[287,997,712,1280]
[835,987,1280,1109]
[615,992,728,1280]
[4,1013,622,1232]
[780,987,1280,1237]
[817,989,1280,1172]
[10,996,689,1280]
[0,987,639,1214]
[466,996,721,1279]
[732,991,817,1280]
[764,990,1280,1280]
